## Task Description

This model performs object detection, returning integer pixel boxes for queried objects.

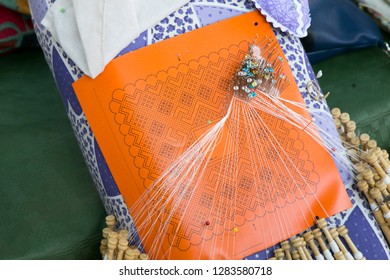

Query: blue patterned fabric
[29,0,390,259]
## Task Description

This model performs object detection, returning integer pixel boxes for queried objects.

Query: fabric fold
[42,0,190,78]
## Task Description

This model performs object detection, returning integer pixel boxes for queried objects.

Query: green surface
[0,49,106,259]
[313,44,390,151]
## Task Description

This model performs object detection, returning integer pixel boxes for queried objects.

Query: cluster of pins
[268,218,364,260]
[100,215,149,260]
[231,38,289,101]
[331,108,390,245]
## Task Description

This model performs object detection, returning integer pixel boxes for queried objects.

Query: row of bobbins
[331,108,390,245]
[100,215,149,260]
[268,218,364,260]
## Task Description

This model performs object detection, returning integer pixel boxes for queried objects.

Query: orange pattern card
[73,11,351,259]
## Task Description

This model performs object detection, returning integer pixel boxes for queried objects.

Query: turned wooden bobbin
[291,250,300,260]
[356,173,364,181]
[382,150,390,165]
[303,231,324,260]
[331,108,341,119]
[374,147,390,174]
[334,119,343,133]
[359,133,370,151]
[100,239,108,256]
[365,151,390,182]
[105,215,117,230]
[329,228,353,260]
[337,226,365,260]
[356,180,390,243]
[376,179,390,199]
[281,241,292,260]
[313,228,334,260]
[139,253,149,260]
[362,168,376,188]
[345,121,356,134]
[350,137,360,151]
[370,188,390,222]
[118,229,129,240]
[301,240,313,260]
[124,248,141,260]
[102,227,112,239]
[267,257,277,260]
[291,237,307,260]
[108,231,119,240]
[334,251,346,260]
[367,140,377,151]
[107,237,118,260]
[116,238,129,260]
[316,218,340,254]
[274,248,285,260]
[340,112,350,127]
[355,162,365,174]
[346,132,356,143]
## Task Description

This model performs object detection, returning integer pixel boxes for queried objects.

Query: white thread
[354,251,364,260]
[329,240,340,253]
[384,211,390,219]
[315,254,325,260]
[384,175,390,184]
[344,252,354,260]
[323,249,334,260]
[370,202,378,211]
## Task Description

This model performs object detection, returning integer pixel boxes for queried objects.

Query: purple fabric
[252,0,311,37]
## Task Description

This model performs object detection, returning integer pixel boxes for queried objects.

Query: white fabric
[42,0,190,78]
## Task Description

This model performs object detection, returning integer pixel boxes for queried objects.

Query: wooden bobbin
[357,180,378,211]
[139,253,149,260]
[367,140,377,151]
[100,239,108,256]
[346,132,356,143]
[350,137,360,151]
[340,112,350,127]
[105,215,117,230]
[108,231,119,240]
[301,240,313,260]
[365,151,389,181]
[356,173,364,181]
[369,188,390,223]
[355,162,365,174]
[329,228,354,260]
[303,231,324,260]
[281,241,292,260]
[376,179,390,199]
[102,227,112,239]
[382,150,390,166]
[107,237,118,260]
[316,218,340,255]
[345,121,356,134]
[291,237,307,260]
[291,250,300,260]
[373,172,381,182]
[274,248,285,260]
[267,257,277,260]
[359,133,370,151]
[337,226,365,260]
[374,147,390,174]
[118,229,129,240]
[334,119,343,134]
[356,180,390,244]
[312,228,334,260]
[116,238,129,260]
[124,248,141,260]
[334,251,347,260]
[362,168,376,188]
[331,108,341,119]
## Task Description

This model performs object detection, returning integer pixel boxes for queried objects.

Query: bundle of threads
[231,38,289,101]
[100,215,149,260]
[267,218,365,260]
[331,107,390,245]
